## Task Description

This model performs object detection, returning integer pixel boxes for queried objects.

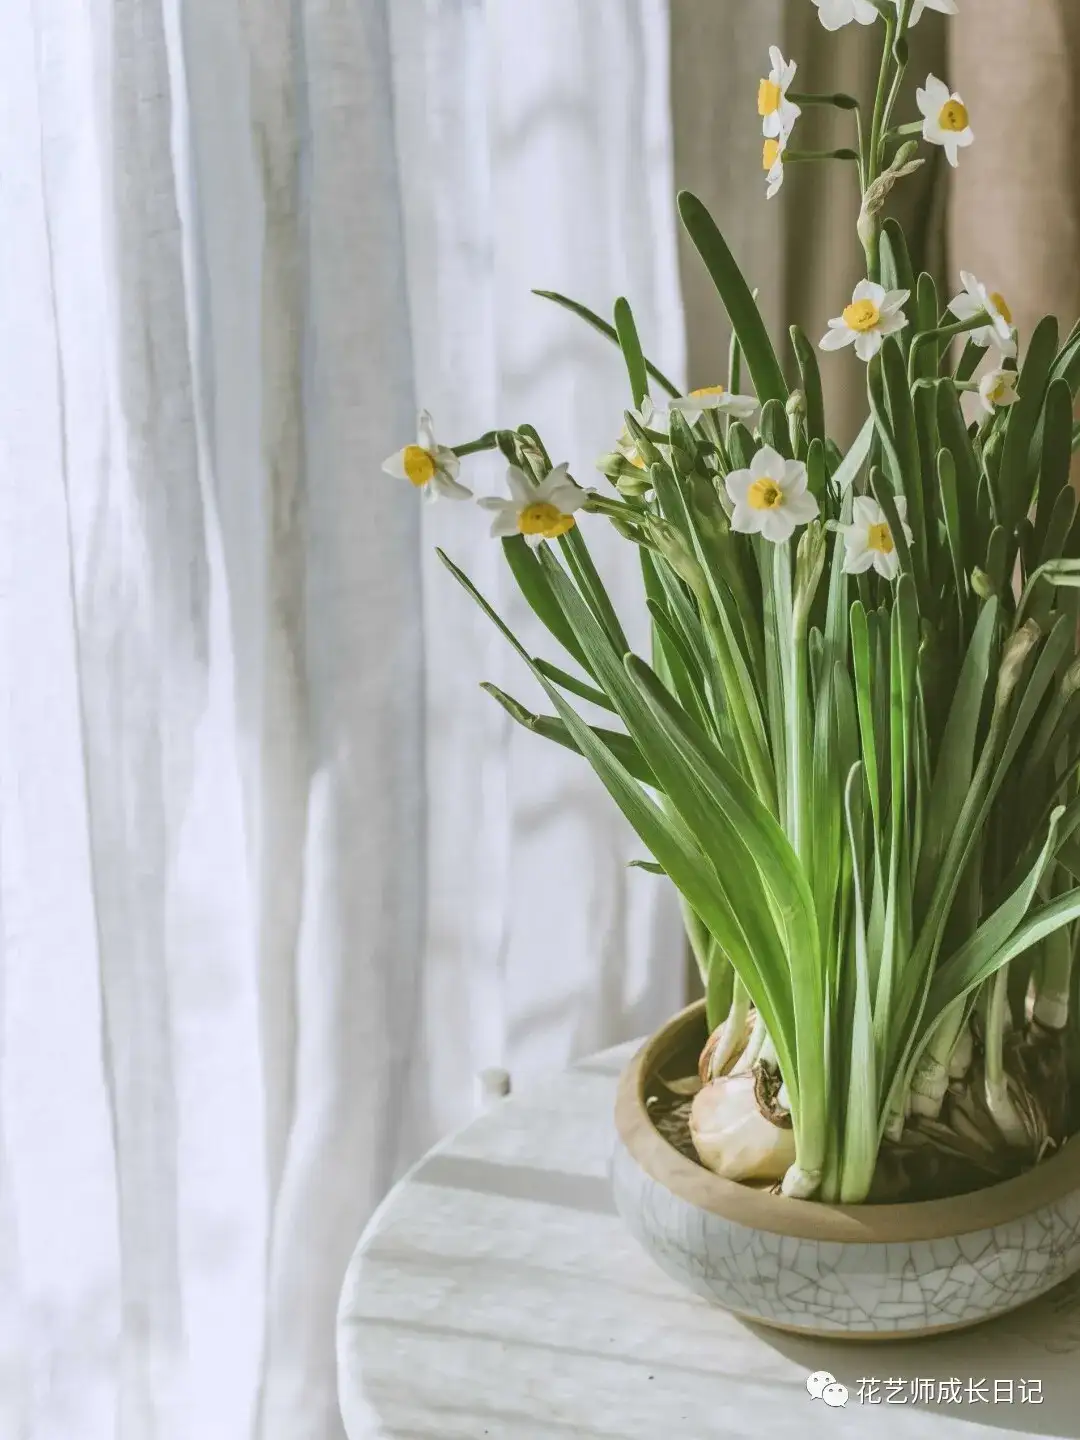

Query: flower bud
[995,621,1040,710]
[615,471,654,499]
[793,520,827,626]
[971,567,995,600]
[649,518,706,595]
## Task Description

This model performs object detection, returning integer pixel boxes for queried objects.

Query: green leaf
[480,682,658,785]
[913,272,940,378]
[1034,378,1076,557]
[557,525,630,656]
[614,296,649,410]
[937,379,985,559]
[914,598,998,913]
[925,810,1068,1018]
[439,544,798,1066]
[629,859,666,875]
[760,398,793,458]
[534,658,617,712]
[790,326,825,444]
[878,339,930,598]
[531,290,680,397]
[999,315,1058,530]
[937,450,968,631]
[501,536,595,677]
[677,190,788,405]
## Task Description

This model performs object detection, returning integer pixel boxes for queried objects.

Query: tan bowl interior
[615,999,1080,1243]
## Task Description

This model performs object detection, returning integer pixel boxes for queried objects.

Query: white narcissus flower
[382,410,472,501]
[840,496,914,581]
[763,137,786,199]
[479,463,587,547]
[916,74,974,167]
[891,0,959,21]
[810,0,878,30]
[725,446,819,544]
[615,395,668,469]
[758,47,801,141]
[819,281,910,362]
[947,271,1016,356]
[669,385,759,425]
[978,368,1020,416]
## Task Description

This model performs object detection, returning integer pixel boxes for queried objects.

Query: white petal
[506,465,533,504]
[948,293,981,322]
[547,483,587,515]
[959,271,982,298]
[943,138,960,168]
[730,501,766,536]
[874,548,902,581]
[536,463,571,499]
[878,310,909,337]
[854,331,885,362]
[725,469,754,506]
[382,448,409,479]
[782,459,809,495]
[785,491,820,525]
[919,75,951,113]
[852,496,882,527]
[768,45,784,76]
[433,473,473,501]
[524,533,545,550]
[853,280,886,307]
[760,509,797,544]
[488,508,520,539]
[417,410,437,451]
[435,445,461,480]
[751,446,786,480]
[844,545,878,574]
[820,326,857,351]
[722,395,760,419]
[880,290,912,315]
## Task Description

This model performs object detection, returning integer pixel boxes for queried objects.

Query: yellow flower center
[518,502,576,539]
[758,79,782,117]
[748,478,784,511]
[990,291,1012,326]
[843,298,881,333]
[403,444,436,488]
[691,385,727,398]
[867,522,894,555]
[763,139,781,172]
[938,99,969,133]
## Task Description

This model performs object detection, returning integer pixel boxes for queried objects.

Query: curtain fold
[1,2,686,1436]
[950,0,1080,344]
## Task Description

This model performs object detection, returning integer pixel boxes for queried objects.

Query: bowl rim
[615,999,1080,1243]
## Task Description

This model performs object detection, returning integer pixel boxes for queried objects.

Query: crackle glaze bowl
[611,1000,1080,1339]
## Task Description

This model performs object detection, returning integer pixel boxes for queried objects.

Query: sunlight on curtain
[0,1,686,1437]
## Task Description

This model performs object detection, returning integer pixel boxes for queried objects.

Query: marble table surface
[336,1039,1080,1439]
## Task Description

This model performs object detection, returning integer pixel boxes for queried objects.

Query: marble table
[337,1039,1080,1439]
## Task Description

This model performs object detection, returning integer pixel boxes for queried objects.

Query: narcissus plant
[385,0,1080,1205]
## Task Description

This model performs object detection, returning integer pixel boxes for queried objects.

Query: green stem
[906,314,991,386]
[879,0,915,144]
[784,149,860,163]
[788,91,860,111]
[451,431,500,457]
[884,121,924,142]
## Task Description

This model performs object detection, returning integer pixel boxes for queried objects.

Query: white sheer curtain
[0,1,685,1437]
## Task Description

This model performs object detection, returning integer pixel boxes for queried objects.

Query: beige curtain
[951,1,1080,346]
[670,4,947,445]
